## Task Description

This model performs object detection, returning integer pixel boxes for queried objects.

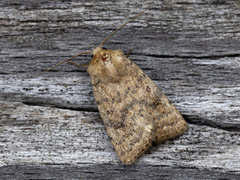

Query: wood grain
[0,0,240,179]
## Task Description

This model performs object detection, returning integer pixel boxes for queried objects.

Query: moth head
[87,9,147,81]
[87,47,127,83]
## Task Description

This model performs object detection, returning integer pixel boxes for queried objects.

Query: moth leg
[67,61,89,68]
[126,49,132,58]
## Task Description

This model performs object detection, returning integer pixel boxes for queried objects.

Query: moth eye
[102,56,107,62]
[91,54,93,58]
[101,53,110,63]
[102,47,107,50]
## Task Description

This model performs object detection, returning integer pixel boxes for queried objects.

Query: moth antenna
[36,51,92,77]
[100,9,149,48]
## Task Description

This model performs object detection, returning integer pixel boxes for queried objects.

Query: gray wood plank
[1,164,240,180]
[0,0,240,179]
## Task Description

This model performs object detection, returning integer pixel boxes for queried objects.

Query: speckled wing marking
[92,79,155,164]
[88,49,187,164]
[126,58,188,143]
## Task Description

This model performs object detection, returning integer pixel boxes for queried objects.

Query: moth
[38,10,188,164]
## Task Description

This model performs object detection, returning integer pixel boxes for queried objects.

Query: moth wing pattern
[87,48,187,164]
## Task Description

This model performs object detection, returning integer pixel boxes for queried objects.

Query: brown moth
[38,10,187,164]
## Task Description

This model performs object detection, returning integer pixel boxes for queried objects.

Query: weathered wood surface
[0,0,240,179]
